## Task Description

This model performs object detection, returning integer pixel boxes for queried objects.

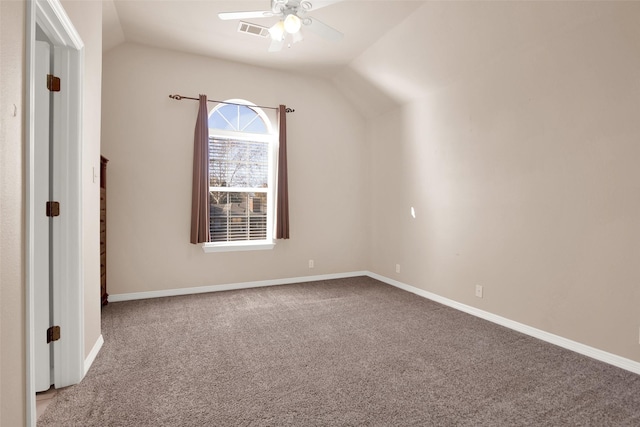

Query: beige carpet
[38,277,640,426]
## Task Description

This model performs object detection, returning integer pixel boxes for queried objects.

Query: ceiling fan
[218,0,344,52]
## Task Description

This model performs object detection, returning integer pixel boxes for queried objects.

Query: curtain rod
[168,94,295,113]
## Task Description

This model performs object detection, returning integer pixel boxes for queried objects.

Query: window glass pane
[220,105,239,129]
[209,139,268,188]
[209,110,234,131]
[209,105,239,130]
[209,191,268,242]
[238,106,266,133]
[242,118,267,133]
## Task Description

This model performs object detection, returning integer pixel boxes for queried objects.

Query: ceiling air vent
[237,21,269,38]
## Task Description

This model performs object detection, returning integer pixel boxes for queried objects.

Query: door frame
[25,0,84,425]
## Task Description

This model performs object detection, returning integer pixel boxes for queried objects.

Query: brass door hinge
[47,326,61,343]
[47,74,61,92]
[46,201,60,217]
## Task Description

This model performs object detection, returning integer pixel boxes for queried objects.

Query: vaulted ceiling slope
[102,1,640,119]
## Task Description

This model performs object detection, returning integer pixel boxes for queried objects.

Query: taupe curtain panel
[190,95,210,244]
[276,105,290,239]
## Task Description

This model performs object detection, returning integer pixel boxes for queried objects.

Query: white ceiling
[103,0,425,78]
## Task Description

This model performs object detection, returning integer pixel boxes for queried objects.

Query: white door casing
[26,0,85,425]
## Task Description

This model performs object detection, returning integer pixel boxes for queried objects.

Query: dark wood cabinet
[100,156,109,306]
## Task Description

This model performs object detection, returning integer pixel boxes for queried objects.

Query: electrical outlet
[475,285,483,298]
[308,259,314,269]
[395,264,401,273]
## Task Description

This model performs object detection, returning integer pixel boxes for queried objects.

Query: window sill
[201,241,275,253]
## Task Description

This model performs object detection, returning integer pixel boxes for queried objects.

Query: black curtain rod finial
[285,108,295,113]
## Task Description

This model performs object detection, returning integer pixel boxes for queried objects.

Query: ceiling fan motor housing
[272,0,314,15]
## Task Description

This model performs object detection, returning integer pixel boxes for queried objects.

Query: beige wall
[363,2,640,362]
[101,43,368,295]
[61,0,103,359]
[1,1,26,424]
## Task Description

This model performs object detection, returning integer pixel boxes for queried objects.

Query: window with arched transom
[206,100,278,250]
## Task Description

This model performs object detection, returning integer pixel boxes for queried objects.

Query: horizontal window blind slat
[209,189,268,242]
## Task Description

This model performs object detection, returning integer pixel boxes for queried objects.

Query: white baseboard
[84,334,104,375]
[108,270,640,376]
[369,272,640,376]
[108,271,370,302]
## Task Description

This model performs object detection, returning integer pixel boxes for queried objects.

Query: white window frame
[202,100,278,253]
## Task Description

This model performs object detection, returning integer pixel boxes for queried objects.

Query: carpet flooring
[38,277,640,426]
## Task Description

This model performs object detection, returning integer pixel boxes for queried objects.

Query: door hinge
[47,74,61,92]
[46,201,60,217]
[47,326,61,343]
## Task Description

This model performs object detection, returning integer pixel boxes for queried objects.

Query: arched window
[207,100,277,248]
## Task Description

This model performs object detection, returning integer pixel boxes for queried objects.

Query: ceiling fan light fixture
[292,30,304,44]
[283,13,302,34]
[269,21,286,41]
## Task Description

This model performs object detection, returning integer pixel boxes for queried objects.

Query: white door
[34,40,53,392]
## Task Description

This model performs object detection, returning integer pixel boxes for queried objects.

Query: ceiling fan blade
[303,16,343,42]
[218,11,275,20]
[268,38,285,52]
